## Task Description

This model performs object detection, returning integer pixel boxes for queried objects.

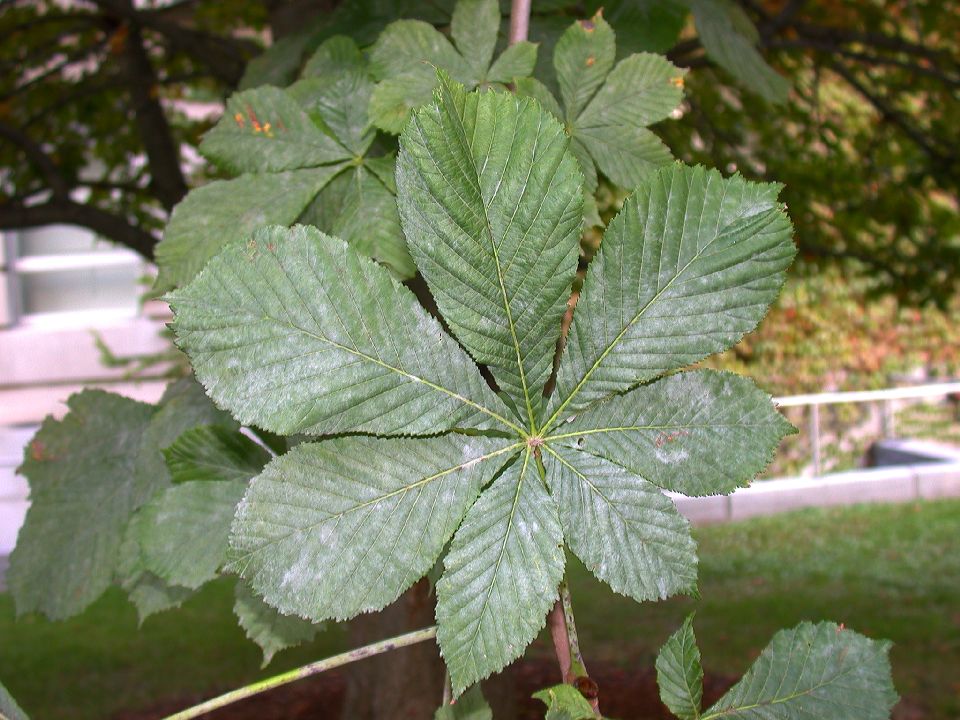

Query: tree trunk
[339,580,444,719]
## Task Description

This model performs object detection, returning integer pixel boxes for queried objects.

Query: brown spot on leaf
[30,440,47,461]
[234,112,245,128]
[579,19,595,31]
[654,430,691,448]
[670,76,685,88]
[585,56,595,67]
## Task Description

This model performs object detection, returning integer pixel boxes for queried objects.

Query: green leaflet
[434,686,493,720]
[532,684,596,720]
[139,479,249,590]
[397,73,583,427]
[199,86,350,173]
[656,614,703,720]
[301,35,366,80]
[8,391,157,619]
[700,622,898,719]
[544,446,697,604]
[168,224,516,436]
[554,11,616,121]
[163,425,271,485]
[690,0,790,104]
[155,167,343,292]
[320,158,417,279]
[519,12,685,191]
[234,581,321,667]
[549,165,796,424]
[228,435,520,622]
[436,450,565,695]
[117,510,195,624]
[548,370,795,497]
[0,680,29,720]
[368,0,537,133]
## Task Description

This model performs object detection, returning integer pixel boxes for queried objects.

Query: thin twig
[508,0,531,45]
[161,626,439,720]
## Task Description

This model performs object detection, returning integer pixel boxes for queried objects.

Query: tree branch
[0,198,158,259]
[0,121,69,198]
[113,8,188,211]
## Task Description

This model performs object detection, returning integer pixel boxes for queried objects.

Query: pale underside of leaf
[549,369,795,497]
[550,164,795,425]
[228,435,519,622]
[397,74,583,427]
[168,224,517,436]
[656,614,704,720]
[702,622,898,719]
[155,166,344,292]
[436,449,565,695]
[543,445,697,603]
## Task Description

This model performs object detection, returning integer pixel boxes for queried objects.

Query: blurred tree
[1,0,957,304]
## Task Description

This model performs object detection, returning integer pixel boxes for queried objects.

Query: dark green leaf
[436,449,565,694]
[544,445,697,603]
[550,165,795,423]
[656,614,703,720]
[532,684,596,720]
[702,622,898,719]
[549,370,795,497]
[164,425,271,484]
[229,435,520,621]
[168,224,517,436]
[397,73,583,425]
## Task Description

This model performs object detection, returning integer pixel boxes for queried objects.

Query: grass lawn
[1,499,958,719]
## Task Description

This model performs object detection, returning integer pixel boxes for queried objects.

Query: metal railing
[773,382,960,476]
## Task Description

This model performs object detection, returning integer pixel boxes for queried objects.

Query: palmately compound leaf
[522,11,685,191]
[368,0,537,133]
[139,479,250,590]
[199,86,351,174]
[548,370,795,497]
[397,73,583,426]
[0,680,29,720]
[163,425,271,484]
[701,622,898,719]
[436,449,565,695]
[532,684,596,720]
[656,614,703,720]
[690,0,790,104]
[234,581,320,667]
[228,435,520,622]
[543,445,697,603]
[549,164,795,425]
[155,166,343,291]
[168,224,518,436]
[8,391,156,619]
[434,685,493,720]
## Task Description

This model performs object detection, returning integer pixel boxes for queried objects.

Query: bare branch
[0,198,158,259]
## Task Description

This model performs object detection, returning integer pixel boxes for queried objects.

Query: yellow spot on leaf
[670,76,685,88]
[234,113,245,128]
[586,56,595,67]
